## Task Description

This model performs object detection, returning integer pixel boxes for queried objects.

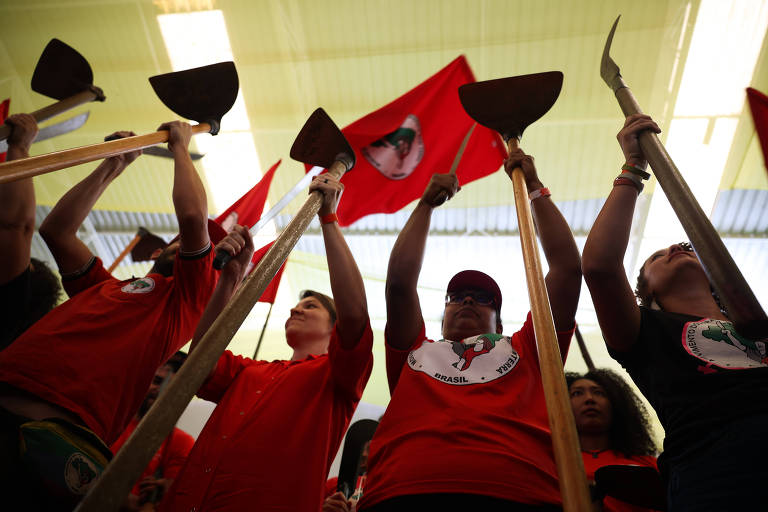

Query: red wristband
[320,213,338,224]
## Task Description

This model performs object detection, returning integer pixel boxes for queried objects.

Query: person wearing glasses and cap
[358,150,582,511]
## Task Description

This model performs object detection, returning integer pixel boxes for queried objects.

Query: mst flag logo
[362,114,424,180]
[684,318,768,370]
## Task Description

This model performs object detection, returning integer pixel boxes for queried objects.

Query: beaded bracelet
[621,163,651,180]
[614,175,644,193]
[528,187,551,201]
[320,213,338,224]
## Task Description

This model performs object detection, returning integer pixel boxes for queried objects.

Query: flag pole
[574,327,595,371]
[106,228,147,273]
[252,303,274,359]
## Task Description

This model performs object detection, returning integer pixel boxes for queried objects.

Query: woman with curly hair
[582,113,768,511]
[566,369,658,511]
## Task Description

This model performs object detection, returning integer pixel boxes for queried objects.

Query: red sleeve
[171,243,218,304]
[517,311,575,364]
[162,428,196,480]
[62,258,114,297]
[329,321,374,402]
[197,350,253,403]
[325,477,339,498]
[384,321,426,395]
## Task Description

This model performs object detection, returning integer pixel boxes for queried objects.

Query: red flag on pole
[747,87,768,174]
[215,159,281,229]
[0,99,9,163]
[248,241,286,304]
[313,56,506,226]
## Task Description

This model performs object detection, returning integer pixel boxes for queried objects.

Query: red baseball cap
[446,270,502,311]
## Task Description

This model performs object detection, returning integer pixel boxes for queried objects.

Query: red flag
[248,241,286,304]
[0,99,9,163]
[215,160,281,229]
[747,87,768,174]
[312,56,506,226]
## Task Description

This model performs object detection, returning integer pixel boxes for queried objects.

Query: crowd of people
[0,109,765,512]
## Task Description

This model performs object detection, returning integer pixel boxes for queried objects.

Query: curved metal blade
[31,39,94,100]
[601,16,626,92]
[0,111,90,152]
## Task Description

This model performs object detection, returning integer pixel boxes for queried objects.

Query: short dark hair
[566,369,657,457]
[27,257,62,324]
[299,290,336,325]
[164,351,187,373]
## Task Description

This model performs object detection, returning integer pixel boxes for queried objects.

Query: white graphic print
[362,115,424,180]
[121,277,155,294]
[684,318,768,370]
[408,333,518,385]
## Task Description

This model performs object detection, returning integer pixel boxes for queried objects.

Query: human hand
[322,492,351,512]
[137,476,169,504]
[420,173,460,207]
[103,131,142,171]
[617,114,661,168]
[309,173,344,217]
[505,148,542,193]
[157,121,192,153]
[217,224,254,281]
[5,113,38,152]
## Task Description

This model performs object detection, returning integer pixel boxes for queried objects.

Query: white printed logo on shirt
[121,277,155,294]
[408,333,519,385]
[684,318,768,370]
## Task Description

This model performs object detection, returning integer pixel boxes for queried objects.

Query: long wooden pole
[507,138,592,512]
[0,87,104,141]
[0,123,212,184]
[252,302,274,359]
[74,159,349,512]
[574,327,595,371]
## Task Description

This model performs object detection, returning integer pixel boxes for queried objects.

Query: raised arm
[159,121,209,254]
[39,131,141,274]
[309,175,368,349]
[189,224,254,355]
[506,150,582,338]
[582,114,661,351]
[0,114,38,284]
[385,174,459,349]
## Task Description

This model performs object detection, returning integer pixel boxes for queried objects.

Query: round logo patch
[683,318,768,370]
[121,277,155,294]
[408,333,518,385]
[64,452,100,495]
[362,114,424,180]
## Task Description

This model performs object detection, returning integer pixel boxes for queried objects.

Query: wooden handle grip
[75,159,350,512]
[0,123,211,184]
[0,88,103,142]
[507,139,592,512]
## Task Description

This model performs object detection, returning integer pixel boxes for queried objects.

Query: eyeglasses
[445,290,496,307]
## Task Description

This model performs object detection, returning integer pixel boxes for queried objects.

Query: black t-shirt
[610,307,768,464]
[0,266,33,350]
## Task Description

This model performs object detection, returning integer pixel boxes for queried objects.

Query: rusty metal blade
[149,62,239,135]
[458,72,563,141]
[289,108,355,170]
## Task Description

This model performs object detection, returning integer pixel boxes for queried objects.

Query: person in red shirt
[0,113,62,350]
[358,150,582,511]
[111,352,196,511]
[0,122,249,510]
[161,173,373,511]
[566,369,659,512]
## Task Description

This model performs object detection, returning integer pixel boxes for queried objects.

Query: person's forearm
[1,145,34,231]
[190,272,240,353]
[531,197,581,274]
[323,222,368,348]
[582,185,638,276]
[386,201,432,295]
[171,147,207,249]
[39,159,121,239]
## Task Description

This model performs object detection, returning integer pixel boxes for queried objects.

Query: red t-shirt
[161,323,373,511]
[582,450,660,512]
[360,313,574,508]
[0,248,217,444]
[111,417,196,497]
